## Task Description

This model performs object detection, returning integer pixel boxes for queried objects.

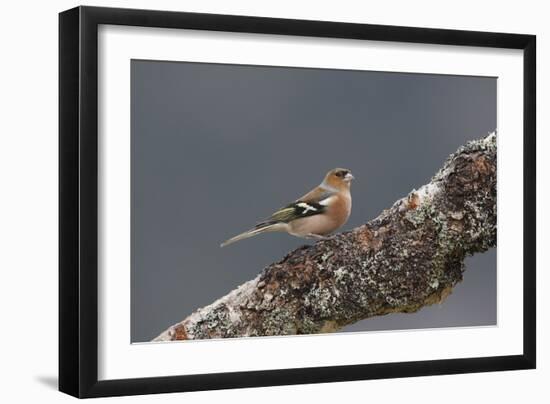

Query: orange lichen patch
[407,192,420,210]
[439,286,453,303]
[319,320,339,333]
[355,226,383,251]
[370,226,388,251]
[265,280,280,293]
[473,155,491,175]
[173,324,189,340]
[294,259,317,283]
[425,285,454,306]
[354,226,373,246]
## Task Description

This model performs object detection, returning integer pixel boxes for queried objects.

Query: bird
[220,168,354,247]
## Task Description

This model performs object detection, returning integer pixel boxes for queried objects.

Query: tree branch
[154,133,497,341]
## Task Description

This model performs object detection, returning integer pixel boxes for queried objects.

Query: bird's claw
[305,233,330,240]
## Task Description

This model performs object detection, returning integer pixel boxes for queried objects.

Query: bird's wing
[298,187,335,205]
[258,188,336,225]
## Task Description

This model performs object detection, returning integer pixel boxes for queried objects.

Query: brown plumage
[221,168,354,247]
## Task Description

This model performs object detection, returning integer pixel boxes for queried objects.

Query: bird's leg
[304,233,329,240]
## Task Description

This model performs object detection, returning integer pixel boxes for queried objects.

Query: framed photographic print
[59,6,536,398]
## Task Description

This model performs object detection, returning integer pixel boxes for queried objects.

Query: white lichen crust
[154,133,497,341]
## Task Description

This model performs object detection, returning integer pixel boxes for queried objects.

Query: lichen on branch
[154,133,497,342]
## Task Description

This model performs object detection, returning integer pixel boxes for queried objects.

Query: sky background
[131,60,497,342]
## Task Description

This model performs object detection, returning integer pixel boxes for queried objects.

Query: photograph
[130,60,497,343]
[53,4,537,400]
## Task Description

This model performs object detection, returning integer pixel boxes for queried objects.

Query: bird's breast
[327,193,351,225]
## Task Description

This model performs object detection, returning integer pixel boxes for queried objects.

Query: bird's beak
[344,172,355,182]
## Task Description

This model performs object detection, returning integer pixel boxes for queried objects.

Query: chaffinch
[221,168,354,247]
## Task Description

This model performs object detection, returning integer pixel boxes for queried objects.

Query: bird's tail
[220,222,280,247]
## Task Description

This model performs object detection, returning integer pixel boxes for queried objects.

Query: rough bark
[154,133,497,342]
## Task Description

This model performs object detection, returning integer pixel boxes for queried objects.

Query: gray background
[131,60,496,343]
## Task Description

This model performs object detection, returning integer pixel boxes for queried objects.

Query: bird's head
[323,168,354,191]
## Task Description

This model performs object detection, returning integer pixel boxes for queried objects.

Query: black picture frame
[59,5,536,398]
